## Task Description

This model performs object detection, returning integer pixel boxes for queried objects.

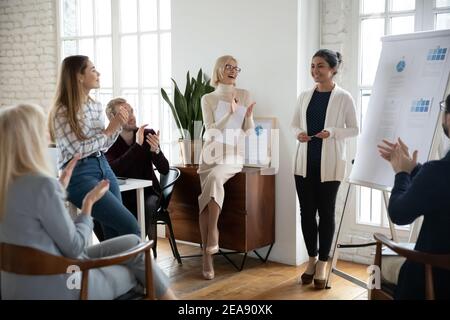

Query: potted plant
[161,69,215,165]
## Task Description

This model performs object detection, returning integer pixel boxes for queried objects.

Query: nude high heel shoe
[205,244,219,255]
[206,227,219,254]
[202,251,215,280]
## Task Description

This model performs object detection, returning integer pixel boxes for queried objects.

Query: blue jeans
[66,155,140,240]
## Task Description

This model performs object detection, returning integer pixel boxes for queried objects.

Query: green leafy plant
[161,69,215,140]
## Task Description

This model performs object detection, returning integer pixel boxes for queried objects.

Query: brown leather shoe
[314,278,326,289]
[300,272,314,285]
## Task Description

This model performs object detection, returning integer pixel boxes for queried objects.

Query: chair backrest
[0,243,78,275]
[159,167,181,209]
[0,241,155,300]
[373,233,450,300]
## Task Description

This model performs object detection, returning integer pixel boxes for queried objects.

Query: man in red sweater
[99,97,169,241]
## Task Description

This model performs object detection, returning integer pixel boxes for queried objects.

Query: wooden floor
[155,238,369,300]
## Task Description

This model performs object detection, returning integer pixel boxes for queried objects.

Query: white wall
[173,0,320,265]
[0,0,57,109]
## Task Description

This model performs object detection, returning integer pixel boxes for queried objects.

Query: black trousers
[294,174,340,261]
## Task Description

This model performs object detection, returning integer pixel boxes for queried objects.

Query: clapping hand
[378,138,418,174]
[136,124,148,146]
[81,180,110,215]
[377,138,409,161]
[245,102,256,118]
[146,130,160,153]
[105,105,129,136]
[59,153,80,189]
[116,104,130,125]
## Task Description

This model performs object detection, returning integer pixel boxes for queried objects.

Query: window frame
[56,0,173,158]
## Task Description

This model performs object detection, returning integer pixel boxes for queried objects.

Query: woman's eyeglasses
[225,64,241,73]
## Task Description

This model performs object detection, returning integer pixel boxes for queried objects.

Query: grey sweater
[0,174,136,299]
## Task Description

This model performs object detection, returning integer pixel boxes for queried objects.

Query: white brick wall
[320,0,354,91]
[0,0,57,110]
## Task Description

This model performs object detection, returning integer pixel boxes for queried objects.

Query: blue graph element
[255,125,264,136]
[410,99,431,113]
[396,60,406,72]
[427,46,447,61]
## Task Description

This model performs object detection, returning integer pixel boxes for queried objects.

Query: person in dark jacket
[100,98,169,241]
[377,95,450,299]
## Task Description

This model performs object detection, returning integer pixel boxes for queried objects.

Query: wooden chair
[370,233,450,300]
[0,240,155,300]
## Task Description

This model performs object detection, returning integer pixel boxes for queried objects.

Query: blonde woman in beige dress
[198,55,255,280]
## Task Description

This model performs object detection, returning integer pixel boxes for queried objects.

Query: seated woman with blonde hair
[0,103,176,300]
[198,55,256,280]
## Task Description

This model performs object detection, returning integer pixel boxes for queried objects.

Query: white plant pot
[179,139,203,165]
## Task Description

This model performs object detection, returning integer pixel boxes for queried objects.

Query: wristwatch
[154,147,160,154]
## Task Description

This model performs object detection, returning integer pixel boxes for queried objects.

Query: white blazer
[291,84,359,182]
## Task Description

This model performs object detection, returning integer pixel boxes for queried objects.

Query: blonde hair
[0,104,53,220]
[106,97,127,120]
[48,55,91,142]
[211,55,238,87]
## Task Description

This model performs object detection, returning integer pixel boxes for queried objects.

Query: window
[436,0,450,29]
[58,0,173,159]
[357,0,450,227]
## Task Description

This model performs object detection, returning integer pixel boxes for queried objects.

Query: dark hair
[313,49,342,75]
[446,94,450,113]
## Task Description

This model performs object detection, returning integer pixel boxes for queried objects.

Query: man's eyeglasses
[225,64,241,73]
[440,100,447,112]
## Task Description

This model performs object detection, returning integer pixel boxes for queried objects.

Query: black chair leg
[167,234,178,262]
[152,222,158,259]
[165,216,182,264]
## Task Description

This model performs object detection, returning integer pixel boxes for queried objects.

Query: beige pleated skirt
[197,141,244,214]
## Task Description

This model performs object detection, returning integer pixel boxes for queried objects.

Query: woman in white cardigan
[291,49,358,289]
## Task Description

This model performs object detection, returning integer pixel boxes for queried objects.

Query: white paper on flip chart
[349,30,450,189]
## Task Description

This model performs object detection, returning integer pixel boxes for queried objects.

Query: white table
[119,178,153,242]
[69,178,152,242]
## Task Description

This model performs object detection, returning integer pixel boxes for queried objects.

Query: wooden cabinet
[169,165,275,252]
